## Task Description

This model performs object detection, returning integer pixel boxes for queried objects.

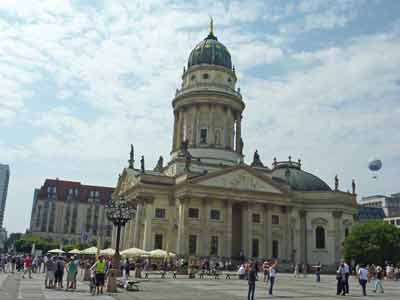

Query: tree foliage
[343,220,400,265]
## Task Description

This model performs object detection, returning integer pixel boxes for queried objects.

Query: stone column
[166,196,176,253]
[133,201,143,248]
[176,108,184,149]
[235,114,242,152]
[224,107,229,149]
[172,111,178,151]
[282,206,290,259]
[241,202,249,257]
[176,197,187,256]
[263,204,271,258]
[191,106,198,147]
[201,198,210,256]
[224,200,233,258]
[142,199,154,251]
[332,211,343,264]
[247,204,254,257]
[208,104,214,145]
[299,210,307,264]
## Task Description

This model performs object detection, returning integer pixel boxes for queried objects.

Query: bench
[198,270,220,279]
[144,271,166,279]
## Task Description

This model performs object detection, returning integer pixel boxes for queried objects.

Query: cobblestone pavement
[0,272,114,300]
[1,272,400,300]
[113,273,400,300]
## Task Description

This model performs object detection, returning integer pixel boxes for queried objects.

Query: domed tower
[170,20,245,170]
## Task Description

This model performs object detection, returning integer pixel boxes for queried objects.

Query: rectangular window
[396,219,400,226]
[200,128,208,144]
[189,235,197,255]
[252,239,259,258]
[154,234,163,249]
[210,209,220,220]
[210,236,218,256]
[155,208,166,218]
[252,213,260,223]
[188,208,199,219]
[272,215,280,225]
[272,240,279,258]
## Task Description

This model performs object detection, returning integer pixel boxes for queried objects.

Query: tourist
[22,254,33,279]
[124,258,130,279]
[314,262,321,282]
[43,255,48,273]
[336,262,347,296]
[92,256,107,295]
[45,256,55,289]
[55,256,65,288]
[262,259,269,282]
[247,262,258,300]
[268,260,278,296]
[293,263,299,278]
[373,266,384,293]
[238,264,246,280]
[358,264,368,296]
[66,256,77,290]
[342,260,350,294]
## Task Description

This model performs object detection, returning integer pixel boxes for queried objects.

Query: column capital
[136,194,154,204]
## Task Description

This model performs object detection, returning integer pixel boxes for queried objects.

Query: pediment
[115,168,141,194]
[193,168,283,194]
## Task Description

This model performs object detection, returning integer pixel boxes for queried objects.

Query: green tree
[343,220,400,265]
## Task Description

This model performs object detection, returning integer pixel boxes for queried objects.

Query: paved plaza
[1,272,400,300]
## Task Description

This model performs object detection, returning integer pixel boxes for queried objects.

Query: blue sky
[1,0,399,233]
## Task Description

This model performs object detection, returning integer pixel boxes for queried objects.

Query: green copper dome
[188,32,232,69]
[271,163,331,191]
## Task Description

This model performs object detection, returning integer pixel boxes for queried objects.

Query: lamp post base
[106,252,121,293]
[106,268,118,293]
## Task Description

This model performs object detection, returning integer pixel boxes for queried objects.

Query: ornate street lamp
[105,196,136,292]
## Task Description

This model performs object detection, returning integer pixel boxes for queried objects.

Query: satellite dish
[368,159,382,172]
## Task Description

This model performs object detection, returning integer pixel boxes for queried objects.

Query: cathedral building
[114,24,357,268]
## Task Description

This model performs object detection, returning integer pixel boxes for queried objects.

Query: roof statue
[179,139,189,157]
[153,156,164,172]
[238,137,244,155]
[251,150,264,167]
[128,144,134,169]
[184,150,193,173]
[140,155,145,173]
[335,175,339,191]
[209,16,214,35]
[352,179,356,195]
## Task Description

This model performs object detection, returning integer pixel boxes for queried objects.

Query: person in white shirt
[341,260,350,293]
[358,264,369,296]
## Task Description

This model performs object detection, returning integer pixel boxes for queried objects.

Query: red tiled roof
[36,178,115,204]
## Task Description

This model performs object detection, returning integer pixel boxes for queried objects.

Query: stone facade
[29,179,114,248]
[112,26,357,268]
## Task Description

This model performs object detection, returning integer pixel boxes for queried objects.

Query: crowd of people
[1,253,399,298]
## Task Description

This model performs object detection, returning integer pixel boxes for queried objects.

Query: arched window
[315,226,325,249]
[345,228,349,238]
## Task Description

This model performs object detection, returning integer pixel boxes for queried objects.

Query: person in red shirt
[22,255,33,279]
